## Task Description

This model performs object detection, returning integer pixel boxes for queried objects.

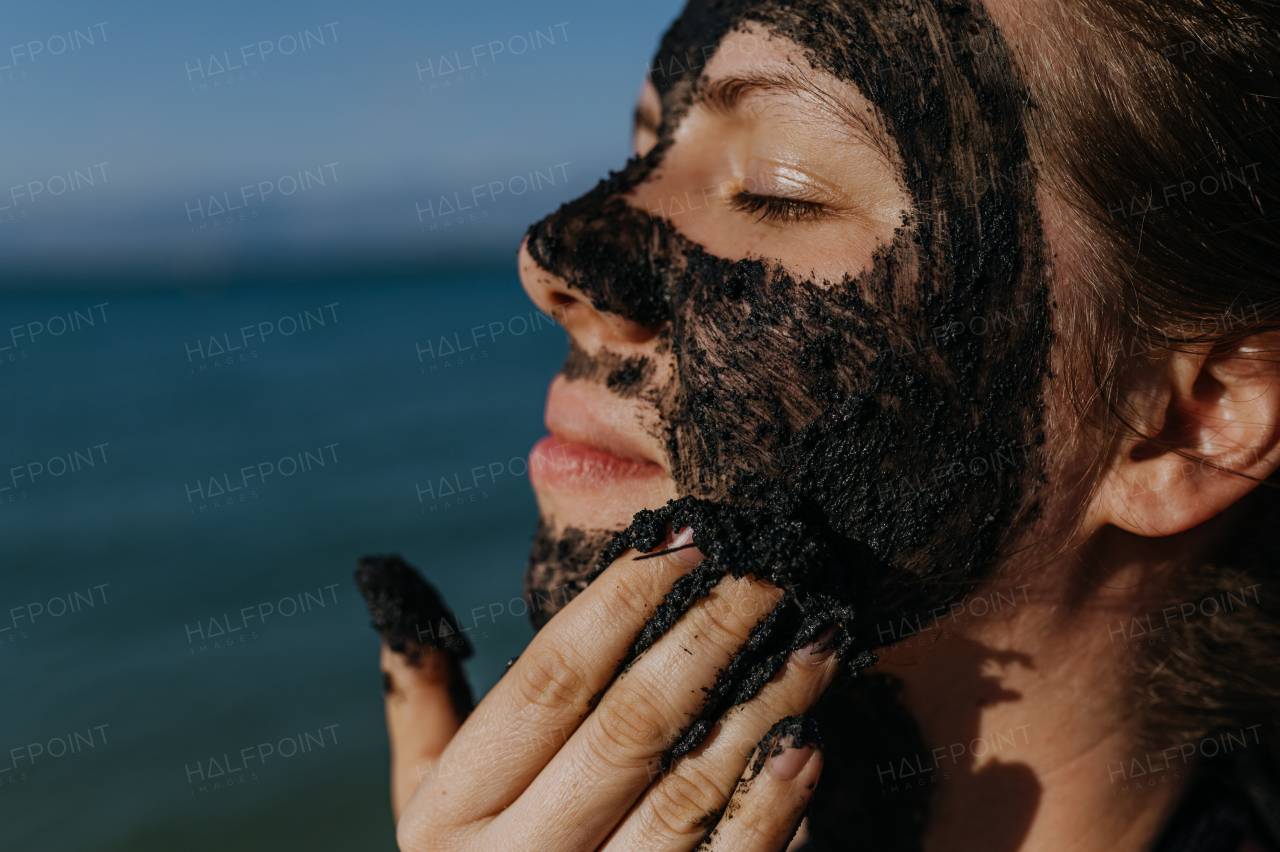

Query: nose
[518,236,661,348]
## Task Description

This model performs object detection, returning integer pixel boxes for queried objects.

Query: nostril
[520,252,662,344]
[547,292,577,310]
[607,316,662,344]
[545,291,581,325]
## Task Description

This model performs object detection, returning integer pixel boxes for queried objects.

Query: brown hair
[1013,0,1280,750]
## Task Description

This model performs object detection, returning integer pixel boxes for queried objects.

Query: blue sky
[0,0,686,286]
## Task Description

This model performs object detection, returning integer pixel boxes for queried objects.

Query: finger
[408,528,709,825]
[382,644,466,818]
[702,717,823,852]
[603,632,839,850]
[494,567,783,849]
[355,555,474,818]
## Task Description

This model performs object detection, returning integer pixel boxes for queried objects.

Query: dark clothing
[1152,752,1280,852]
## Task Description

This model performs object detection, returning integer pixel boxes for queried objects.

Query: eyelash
[729,191,828,223]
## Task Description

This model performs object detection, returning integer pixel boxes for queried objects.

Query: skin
[379,5,1280,851]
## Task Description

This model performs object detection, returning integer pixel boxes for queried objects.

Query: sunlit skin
[378,13,1280,852]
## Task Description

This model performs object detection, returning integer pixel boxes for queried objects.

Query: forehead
[681,25,898,161]
[654,0,1015,102]
[691,26,872,115]
[652,0,1026,168]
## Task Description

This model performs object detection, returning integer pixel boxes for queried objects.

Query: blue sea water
[0,275,566,850]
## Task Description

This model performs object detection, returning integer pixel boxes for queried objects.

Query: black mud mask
[522,0,1050,752]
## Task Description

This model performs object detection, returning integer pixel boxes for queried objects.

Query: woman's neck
[875,559,1192,852]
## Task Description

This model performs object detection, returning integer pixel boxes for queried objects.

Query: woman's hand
[378,539,840,851]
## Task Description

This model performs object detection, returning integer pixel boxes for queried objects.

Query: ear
[1092,332,1280,537]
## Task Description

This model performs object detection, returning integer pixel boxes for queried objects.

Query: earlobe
[1093,332,1280,537]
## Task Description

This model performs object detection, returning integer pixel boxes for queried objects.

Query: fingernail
[666,526,705,565]
[752,716,822,779]
[767,742,816,780]
[795,626,840,664]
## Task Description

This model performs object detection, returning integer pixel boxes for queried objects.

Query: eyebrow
[694,72,807,113]
[691,70,896,164]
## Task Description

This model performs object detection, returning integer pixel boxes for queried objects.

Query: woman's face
[523,25,907,525]
[519,0,1055,632]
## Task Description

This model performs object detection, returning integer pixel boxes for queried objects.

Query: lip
[529,377,665,492]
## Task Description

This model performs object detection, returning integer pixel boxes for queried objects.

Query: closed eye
[729,191,830,223]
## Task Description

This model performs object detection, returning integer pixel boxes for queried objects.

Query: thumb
[356,554,475,819]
